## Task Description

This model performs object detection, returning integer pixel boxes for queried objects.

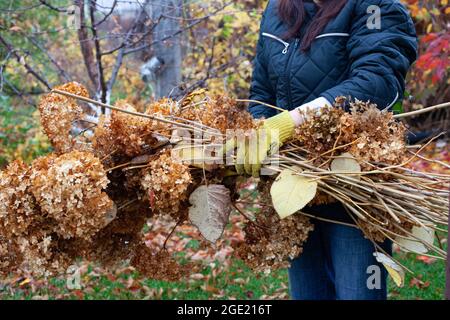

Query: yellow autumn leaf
[231,11,252,28]
[396,226,435,254]
[19,278,31,286]
[270,168,318,219]
[374,252,405,287]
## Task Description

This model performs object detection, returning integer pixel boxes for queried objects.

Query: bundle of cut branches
[0,82,448,287]
[264,104,449,284]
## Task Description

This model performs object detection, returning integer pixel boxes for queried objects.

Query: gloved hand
[223,111,295,177]
[222,97,332,176]
[289,97,332,126]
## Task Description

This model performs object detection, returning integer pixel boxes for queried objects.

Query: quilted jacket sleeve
[248,8,278,119]
[320,0,418,110]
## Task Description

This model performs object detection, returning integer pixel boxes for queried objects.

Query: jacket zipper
[262,32,290,54]
[285,38,300,110]
[315,32,350,39]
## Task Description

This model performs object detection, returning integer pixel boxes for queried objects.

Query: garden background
[0,0,449,299]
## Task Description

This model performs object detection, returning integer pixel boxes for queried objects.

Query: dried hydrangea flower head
[92,100,174,165]
[181,95,257,133]
[30,151,114,240]
[91,115,115,166]
[109,101,157,157]
[233,205,313,273]
[346,100,407,169]
[1,233,74,277]
[294,99,407,169]
[146,97,179,116]
[0,160,38,237]
[140,149,192,219]
[0,237,23,274]
[16,235,64,277]
[38,82,89,154]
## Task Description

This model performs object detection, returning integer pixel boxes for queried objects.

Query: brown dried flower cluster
[92,100,173,168]
[140,150,192,220]
[2,87,264,278]
[30,151,114,240]
[90,115,115,164]
[0,234,75,277]
[14,235,73,277]
[181,95,257,133]
[0,236,22,274]
[233,204,313,273]
[5,83,424,279]
[0,151,115,276]
[293,99,414,240]
[294,99,408,170]
[147,98,179,116]
[0,160,38,237]
[38,82,88,154]
[84,207,150,267]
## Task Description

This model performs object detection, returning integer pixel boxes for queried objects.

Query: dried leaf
[188,184,232,243]
[396,226,435,254]
[374,252,404,287]
[130,154,153,165]
[330,152,361,179]
[104,202,117,225]
[270,169,317,219]
[147,134,170,149]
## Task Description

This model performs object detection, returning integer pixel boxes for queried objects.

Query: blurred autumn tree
[182,0,266,97]
[0,0,264,166]
[0,0,448,167]
[403,0,449,131]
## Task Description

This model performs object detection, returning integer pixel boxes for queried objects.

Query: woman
[231,0,418,299]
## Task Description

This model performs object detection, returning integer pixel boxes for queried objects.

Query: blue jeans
[288,219,392,300]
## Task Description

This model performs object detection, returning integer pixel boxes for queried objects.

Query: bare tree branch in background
[0,0,237,112]
[107,0,154,99]
[89,0,108,107]
[28,36,72,83]
[76,0,100,90]
[0,35,52,90]
[38,0,68,13]
[93,0,117,27]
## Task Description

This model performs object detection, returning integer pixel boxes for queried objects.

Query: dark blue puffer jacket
[249,0,418,119]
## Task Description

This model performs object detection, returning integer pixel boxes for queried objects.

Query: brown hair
[278,0,348,51]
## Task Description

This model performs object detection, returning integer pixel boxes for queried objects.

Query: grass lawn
[388,251,446,300]
[0,250,446,300]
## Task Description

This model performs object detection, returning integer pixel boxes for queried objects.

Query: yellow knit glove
[223,111,295,177]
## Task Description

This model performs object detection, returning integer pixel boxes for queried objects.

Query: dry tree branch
[0,35,52,90]
[27,36,71,82]
[76,0,99,88]
[394,102,450,119]
[88,0,108,105]
[38,0,68,12]
[51,88,221,135]
[123,1,233,56]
